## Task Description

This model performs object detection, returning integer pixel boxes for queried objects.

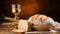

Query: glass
[12,4,21,20]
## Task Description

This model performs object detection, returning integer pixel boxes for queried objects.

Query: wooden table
[12,29,25,34]
[0,27,60,34]
[25,31,58,34]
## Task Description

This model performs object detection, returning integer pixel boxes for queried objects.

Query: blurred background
[0,0,59,22]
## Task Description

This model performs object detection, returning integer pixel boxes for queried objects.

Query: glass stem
[14,13,19,20]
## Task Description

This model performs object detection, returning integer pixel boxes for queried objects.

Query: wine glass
[12,4,21,20]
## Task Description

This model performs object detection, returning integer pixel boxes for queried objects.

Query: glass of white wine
[12,4,21,20]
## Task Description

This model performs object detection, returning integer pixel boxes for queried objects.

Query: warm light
[18,9,21,12]
[12,4,16,13]
[18,4,21,12]
[12,9,16,13]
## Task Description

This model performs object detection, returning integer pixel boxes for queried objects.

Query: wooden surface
[0,21,60,34]
[0,28,60,34]
[0,24,60,34]
[0,28,14,34]
[25,31,59,34]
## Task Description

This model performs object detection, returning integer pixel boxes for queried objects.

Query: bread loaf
[28,14,56,31]
[28,14,56,26]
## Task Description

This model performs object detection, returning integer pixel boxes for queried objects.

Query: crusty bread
[28,14,48,25]
[28,14,56,31]
[28,14,56,26]
[18,19,32,32]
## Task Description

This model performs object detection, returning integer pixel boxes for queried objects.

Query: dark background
[0,0,60,22]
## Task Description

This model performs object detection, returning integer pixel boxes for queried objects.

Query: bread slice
[18,19,32,32]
